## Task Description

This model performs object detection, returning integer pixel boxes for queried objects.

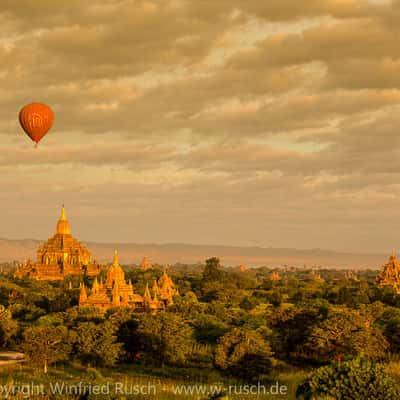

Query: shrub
[296,357,400,400]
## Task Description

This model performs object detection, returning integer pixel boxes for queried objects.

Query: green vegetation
[0,259,399,399]
[296,358,400,400]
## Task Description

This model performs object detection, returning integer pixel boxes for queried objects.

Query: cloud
[0,0,399,253]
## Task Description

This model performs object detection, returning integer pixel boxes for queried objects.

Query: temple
[376,251,400,293]
[269,271,281,281]
[14,206,100,280]
[79,251,179,312]
[140,256,152,270]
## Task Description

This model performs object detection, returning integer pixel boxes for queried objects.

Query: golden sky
[0,0,398,252]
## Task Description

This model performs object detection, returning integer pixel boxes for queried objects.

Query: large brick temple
[14,206,101,280]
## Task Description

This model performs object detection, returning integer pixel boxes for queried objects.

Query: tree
[192,314,230,345]
[214,328,275,381]
[296,357,400,400]
[9,302,46,322]
[239,296,259,311]
[268,290,282,307]
[272,304,328,360]
[73,321,123,367]
[48,290,77,312]
[107,309,142,362]
[63,306,105,328]
[0,305,18,347]
[202,258,224,282]
[305,310,388,363]
[377,308,400,354]
[21,325,70,374]
[137,313,194,366]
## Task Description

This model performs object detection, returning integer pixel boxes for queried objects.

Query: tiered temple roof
[376,252,400,293]
[80,252,179,312]
[14,206,100,280]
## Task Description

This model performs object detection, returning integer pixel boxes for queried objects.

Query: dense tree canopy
[0,261,398,395]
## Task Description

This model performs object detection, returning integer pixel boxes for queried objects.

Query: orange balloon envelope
[19,103,54,145]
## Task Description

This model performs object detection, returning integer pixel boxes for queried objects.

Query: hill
[0,238,385,269]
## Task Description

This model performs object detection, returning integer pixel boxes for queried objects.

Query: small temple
[376,251,400,293]
[269,271,281,281]
[344,270,359,281]
[79,251,179,312]
[14,206,100,280]
[140,256,152,270]
[309,270,324,282]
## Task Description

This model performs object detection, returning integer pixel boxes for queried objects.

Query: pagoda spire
[152,280,160,295]
[79,282,87,303]
[60,205,67,221]
[113,250,119,267]
[144,282,152,305]
[56,205,71,235]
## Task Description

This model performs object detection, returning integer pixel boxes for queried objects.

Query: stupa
[14,206,100,280]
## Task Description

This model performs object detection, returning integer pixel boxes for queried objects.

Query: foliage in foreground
[296,357,400,400]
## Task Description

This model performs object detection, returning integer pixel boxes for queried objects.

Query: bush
[296,357,400,400]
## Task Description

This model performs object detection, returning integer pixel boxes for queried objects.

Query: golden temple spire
[56,205,71,235]
[79,282,87,302]
[113,250,119,267]
[60,205,67,221]
[144,282,152,304]
[152,280,160,295]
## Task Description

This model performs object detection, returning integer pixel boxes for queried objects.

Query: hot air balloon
[19,103,54,147]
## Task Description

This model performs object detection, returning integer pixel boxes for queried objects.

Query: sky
[0,0,399,253]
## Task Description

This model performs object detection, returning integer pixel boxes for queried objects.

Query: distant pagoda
[344,270,359,281]
[376,251,400,293]
[14,206,100,280]
[80,251,179,312]
[269,271,281,281]
[140,256,152,270]
[238,265,248,272]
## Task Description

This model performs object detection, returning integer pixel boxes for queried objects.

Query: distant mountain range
[0,238,386,269]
